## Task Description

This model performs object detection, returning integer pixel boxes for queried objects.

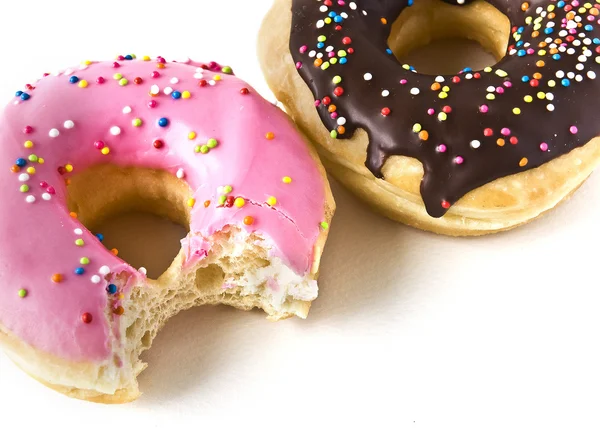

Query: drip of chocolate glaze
[289,0,600,217]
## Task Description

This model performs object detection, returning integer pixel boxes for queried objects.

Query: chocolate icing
[289,0,600,217]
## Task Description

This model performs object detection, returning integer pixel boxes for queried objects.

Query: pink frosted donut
[0,56,334,402]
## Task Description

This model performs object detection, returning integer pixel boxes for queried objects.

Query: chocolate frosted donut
[259,0,600,235]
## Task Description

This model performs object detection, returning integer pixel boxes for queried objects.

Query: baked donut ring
[259,0,600,235]
[0,56,334,402]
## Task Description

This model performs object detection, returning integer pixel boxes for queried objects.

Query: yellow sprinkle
[519,158,528,167]
[402,64,411,70]
[83,60,92,66]
[513,107,521,115]
[282,176,292,184]
[78,80,88,88]
[188,131,197,140]
[486,93,496,100]
[548,80,557,87]
[537,92,546,99]
[324,17,332,24]
[484,67,493,73]
[38,158,44,164]
[524,95,533,103]
[442,86,450,92]
[534,23,541,31]
[412,123,422,133]
[182,91,191,99]
[214,75,222,81]
[439,91,448,99]
[132,118,143,127]
[187,198,196,208]
[548,5,555,11]
[24,141,34,149]
[266,196,277,206]
[143,56,151,61]
[438,112,447,122]
[101,147,110,155]
[65,164,73,172]
[26,167,35,175]
[234,197,246,208]
[538,49,547,56]
[525,16,533,24]
[495,69,508,77]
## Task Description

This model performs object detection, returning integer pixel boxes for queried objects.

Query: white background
[1,1,600,433]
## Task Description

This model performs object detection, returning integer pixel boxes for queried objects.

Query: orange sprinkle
[549,48,559,55]
[65,178,71,186]
[497,138,506,147]
[536,61,545,68]
[532,31,540,38]
[10,165,20,173]
[204,200,211,208]
[548,12,556,19]
[113,306,125,316]
[337,126,346,134]
[521,2,529,11]
[566,11,575,20]
[533,72,542,80]
[314,58,323,67]
[111,248,119,256]
[51,274,63,283]
[381,17,388,25]
[243,216,254,226]
[265,132,275,140]
[554,38,563,44]
[157,62,166,69]
[328,104,337,113]
[591,9,599,16]
[519,157,528,167]
[431,82,441,91]
[418,131,429,141]
[69,212,78,219]
[538,42,547,48]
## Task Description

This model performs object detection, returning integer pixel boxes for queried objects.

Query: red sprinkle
[240,87,250,95]
[442,106,452,114]
[148,100,158,108]
[452,76,461,84]
[134,77,143,85]
[483,128,494,137]
[153,139,164,149]
[151,71,160,79]
[441,200,451,209]
[81,313,93,324]
[333,86,344,97]
[381,107,391,116]
[23,126,33,134]
[342,37,352,45]
[510,136,519,145]
[96,77,105,84]
[322,96,332,106]
[113,62,120,68]
[198,79,208,87]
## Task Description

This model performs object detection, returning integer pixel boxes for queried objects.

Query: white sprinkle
[470,140,481,149]
[170,77,179,84]
[558,46,567,53]
[350,2,357,10]
[193,72,203,79]
[588,71,597,80]
[163,86,173,95]
[138,267,147,275]
[337,117,347,126]
[91,275,101,284]
[381,90,390,97]
[556,70,565,79]
[578,55,587,63]
[63,120,75,129]
[576,63,584,71]
[49,128,60,138]
[18,174,30,182]
[74,228,83,235]
[326,46,334,53]
[319,5,328,12]
[573,40,582,47]
[122,106,132,114]
[176,168,185,179]
[110,126,121,135]
[559,30,569,37]
[362,10,367,15]
[547,104,555,112]
[317,20,325,28]
[435,76,444,83]
[410,87,420,95]
[196,68,203,73]
[316,53,323,59]
[575,74,583,82]
[363,73,373,81]
[341,12,348,19]
[42,193,51,201]
[209,80,216,86]
[546,92,554,101]
[567,20,578,30]
[150,84,160,94]
[509,49,517,56]
[584,49,593,58]
[64,68,74,76]
[567,72,575,79]
[309,50,316,58]
[25,195,36,203]
[583,38,592,45]
[486,86,496,93]
[465,73,473,80]
[99,266,110,275]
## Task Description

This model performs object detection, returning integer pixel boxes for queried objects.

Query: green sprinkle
[330,58,338,65]
[20,185,29,193]
[200,145,209,154]
[412,123,422,133]
[321,62,330,70]
[221,66,233,74]
[338,50,347,57]
[484,67,493,73]
[207,138,218,148]
[119,78,129,86]
[317,35,327,42]
[194,145,202,153]
[223,185,233,194]
[80,257,90,265]
[113,73,123,80]
[330,130,338,139]
[75,238,84,246]
[28,154,38,162]
[18,288,27,298]
[132,118,142,127]
[320,222,329,230]
[218,195,227,205]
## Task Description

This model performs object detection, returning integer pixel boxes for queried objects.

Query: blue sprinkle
[317,42,325,49]
[544,27,554,35]
[328,11,336,18]
[585,24,593,32]
[517,49,526,57]
[16,158,26,167]
[334,15,343,23]
[107,284,118,295]
[552,54,561,61]
[15,90,23,97]
[69,76,79,84]
[561,78,571,87]
[20,93,30,101]
[463,67,472,72]
[594,38,600,45]
[125,55,133,60]
[386,48,393,55]
[75,267,85,275]
[518,27,524,34]
[408,0,413,5]
[521,75,530,83]
[516,41,524,47]
[172,91,182,99]
[96,233,104,242]
[557,1,565,7]
[340,58,348,64]
[158,117,169,127]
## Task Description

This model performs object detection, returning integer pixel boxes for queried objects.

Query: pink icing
[0,58,326,362]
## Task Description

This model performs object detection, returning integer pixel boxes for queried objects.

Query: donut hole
[66,165,191,280]
[388,0,510,75]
